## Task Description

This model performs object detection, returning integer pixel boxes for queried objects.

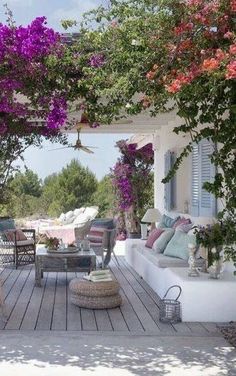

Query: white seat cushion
[83,206,98,219]
[73,213,91,225]
[73,208,85,217]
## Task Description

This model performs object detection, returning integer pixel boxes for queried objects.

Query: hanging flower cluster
[0,16,71,136]
[145,0,236,95]
[112,161,134,210]
[111,140,154,211]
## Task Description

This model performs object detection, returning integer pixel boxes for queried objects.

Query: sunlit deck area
[0,257,222,336]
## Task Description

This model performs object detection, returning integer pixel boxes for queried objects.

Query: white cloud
[52,0,99,26]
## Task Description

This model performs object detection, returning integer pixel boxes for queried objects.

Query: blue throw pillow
[158,214,180,228]
[163,231,196,260]
[152,228,175,253]
[0,218,16,231]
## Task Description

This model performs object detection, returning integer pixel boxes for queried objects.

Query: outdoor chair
[0,217,36,269]
[88,227,119,268]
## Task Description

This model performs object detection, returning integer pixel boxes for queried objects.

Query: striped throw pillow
[87,226,105,244]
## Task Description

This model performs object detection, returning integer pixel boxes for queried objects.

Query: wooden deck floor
[0,257,221,336]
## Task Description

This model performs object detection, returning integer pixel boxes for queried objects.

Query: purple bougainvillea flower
[89,54,105,68]
[90,122,100,128]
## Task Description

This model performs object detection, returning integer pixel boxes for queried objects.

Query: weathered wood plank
[0,268,31,329]
[81,308,97,331]
[186,322,209,334]
[107,307,129,331]
[94,309,113,331]
[0,267,13,283]
[200,322,221,334]
[116,289,144,332]
[1,268,21,300]
[36,272,57,330]
[119,258,178,333]
[51,272,67,331]
[0,262,226,336]
[5,268,35,330]
[20,275,46,330]
[108,265,144,332]
[67,273,82,331]
[110,260,160,333]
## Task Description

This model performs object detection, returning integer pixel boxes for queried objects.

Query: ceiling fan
[48,128,98,154]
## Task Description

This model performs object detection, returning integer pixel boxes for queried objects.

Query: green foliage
[0,161,98,219]
[41,159,98,217]
[91,175,115,218]
[0,169,42,218]
[9,170,42,198]
[0,132,67,204]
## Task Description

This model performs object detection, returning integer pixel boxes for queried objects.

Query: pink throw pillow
[172,218,191,229]
[145,228,164,248]
[4,229,27,242]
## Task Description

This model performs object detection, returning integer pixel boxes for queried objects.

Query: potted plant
[45,237,60,251]
[195,222,229,278]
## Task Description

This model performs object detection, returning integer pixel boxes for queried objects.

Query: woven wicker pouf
[69,278,122,309]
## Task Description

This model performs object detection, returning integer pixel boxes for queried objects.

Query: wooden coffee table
[35,247,96,287]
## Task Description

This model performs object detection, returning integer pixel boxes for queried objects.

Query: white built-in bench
[125,239,236,322]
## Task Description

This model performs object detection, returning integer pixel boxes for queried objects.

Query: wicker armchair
[0,222,36,269]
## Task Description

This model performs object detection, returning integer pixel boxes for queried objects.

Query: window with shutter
[191,140,217,217]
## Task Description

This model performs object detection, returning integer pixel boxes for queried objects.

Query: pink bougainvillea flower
[215,49,226,61]
[226,61,236,79]
[224,31,234,39]
[187,0,204,6]
[202,58,220,71]
[141,96,151,109]
[174,22,193,36]
[230,0,236,12]
[229,44,236,55]
[166,80,182,93]
[146,70,156,80]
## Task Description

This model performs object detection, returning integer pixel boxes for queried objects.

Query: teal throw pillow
[0,231,8,241]
[152,228,175,253]
[0,218,15,231]
[163,231,196,260]
[158,214,180,228]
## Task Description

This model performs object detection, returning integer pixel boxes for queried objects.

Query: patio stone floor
[0,257,224,335]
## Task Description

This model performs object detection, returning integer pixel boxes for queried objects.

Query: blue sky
[0,0,128,181]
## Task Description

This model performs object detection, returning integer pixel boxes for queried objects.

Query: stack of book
[84,269,113,282]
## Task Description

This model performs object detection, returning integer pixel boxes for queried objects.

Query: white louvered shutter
[191,143,200,216]
[199,140,216,216]
[191,140,216,217]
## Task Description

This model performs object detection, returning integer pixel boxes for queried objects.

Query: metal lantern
[159,285,182,324]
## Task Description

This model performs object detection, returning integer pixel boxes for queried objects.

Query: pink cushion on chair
[172,218,191,229]
[4,229,27,242]
[87,226,105,244]
[145,228,164,248]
